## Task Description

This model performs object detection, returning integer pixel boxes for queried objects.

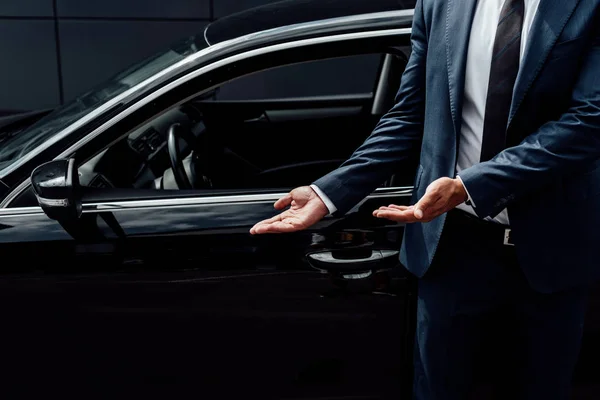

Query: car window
[69,52,400,196]
[215,54,382,100]
[7,49,413,209]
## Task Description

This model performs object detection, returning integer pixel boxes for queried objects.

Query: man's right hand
[249,186,329,234]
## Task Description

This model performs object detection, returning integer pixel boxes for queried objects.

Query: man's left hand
[373,177,468,223]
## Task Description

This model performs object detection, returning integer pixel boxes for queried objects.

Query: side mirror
[31,158,82,222]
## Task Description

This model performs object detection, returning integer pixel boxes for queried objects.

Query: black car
[0,0,597,398]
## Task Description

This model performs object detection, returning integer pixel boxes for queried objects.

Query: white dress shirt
[314,0,541,224]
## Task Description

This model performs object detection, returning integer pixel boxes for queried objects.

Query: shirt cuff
[310,184,338,215]
[456,175,476,208]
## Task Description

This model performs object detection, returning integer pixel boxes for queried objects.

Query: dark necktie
[480,0,525,162]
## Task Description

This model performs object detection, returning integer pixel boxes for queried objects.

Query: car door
[0,185,409,400]
[64,48,418,398]
[73,184,416,400]
[0,185,415,400]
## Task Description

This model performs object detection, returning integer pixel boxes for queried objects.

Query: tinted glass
[215,54,381,100]
[76,53,393,194]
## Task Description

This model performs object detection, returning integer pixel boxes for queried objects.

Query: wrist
[310,184,337,215]
[454,178,468,202]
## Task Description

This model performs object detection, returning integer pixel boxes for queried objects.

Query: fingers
[274,193,293,210]
[373,205,417,222]
[387,204,414,211]
[371,204,416,223]
[373,208,419,223]
[373,199,448,223]
[250,214,283,235]
[251,220,296,234]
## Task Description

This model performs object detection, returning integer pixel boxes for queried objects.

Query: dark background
[0,0,295,114]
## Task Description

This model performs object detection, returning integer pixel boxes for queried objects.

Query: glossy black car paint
[0,188,415,398]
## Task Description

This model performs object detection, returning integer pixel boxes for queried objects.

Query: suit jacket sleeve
[459,28,600,219]
[311,0,428,215]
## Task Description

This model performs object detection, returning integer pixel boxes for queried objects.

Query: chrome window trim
[0,9,414,180]
[0,187,413,218]
[0,206,45,217]
[1,26,412,208]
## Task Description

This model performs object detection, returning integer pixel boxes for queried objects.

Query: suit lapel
[508,0,582,125]
[445,0,478,138]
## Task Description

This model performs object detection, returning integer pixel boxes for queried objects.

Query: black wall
[0,0,283,113]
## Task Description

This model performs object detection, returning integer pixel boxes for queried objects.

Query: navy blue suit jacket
[313,0,600,293]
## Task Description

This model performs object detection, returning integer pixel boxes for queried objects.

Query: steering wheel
[167,123,196,189]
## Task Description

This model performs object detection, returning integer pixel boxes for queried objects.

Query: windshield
[0,34,209,175]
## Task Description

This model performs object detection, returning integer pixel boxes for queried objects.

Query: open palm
[250,186,329,234]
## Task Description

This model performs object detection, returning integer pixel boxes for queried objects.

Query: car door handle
[307,249,399,273]
[308,250,398,264]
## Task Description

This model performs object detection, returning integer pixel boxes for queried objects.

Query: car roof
[205,0,417,45]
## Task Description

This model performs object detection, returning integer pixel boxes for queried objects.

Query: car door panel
[0,188,415,399]
[196,94,419,191]
[265,106,364,121]
[200,96,379,174]
[252,159,347,189]
[0,210,77,271]
[41,188,413,399]
[0,209,129,397]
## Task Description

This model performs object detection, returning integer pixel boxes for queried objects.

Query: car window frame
[3,27,413,210]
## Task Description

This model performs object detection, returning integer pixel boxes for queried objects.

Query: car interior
[78,94,383,192]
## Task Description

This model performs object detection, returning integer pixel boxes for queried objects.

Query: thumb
[414,193,434,220]
[274,193,293,210]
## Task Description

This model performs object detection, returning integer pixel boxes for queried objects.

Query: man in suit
[251,0,600,398]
